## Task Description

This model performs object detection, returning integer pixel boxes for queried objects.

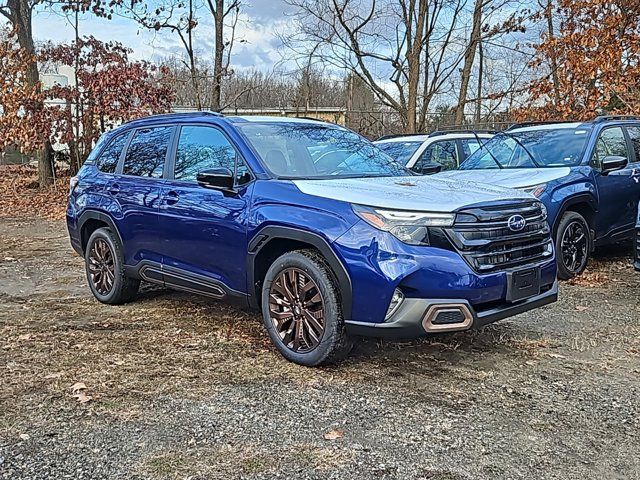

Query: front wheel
[261,250,353,367]
[556,211,591,280]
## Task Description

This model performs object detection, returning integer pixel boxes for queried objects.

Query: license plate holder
[506,267,541,302]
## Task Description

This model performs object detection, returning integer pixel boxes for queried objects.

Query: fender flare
[246,226,353,318]
[552,192,598,236]
[77,210,123,255]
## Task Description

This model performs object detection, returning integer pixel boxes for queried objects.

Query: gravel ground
[1,218,639,480]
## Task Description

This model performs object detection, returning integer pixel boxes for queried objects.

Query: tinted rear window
[122,126,173,178]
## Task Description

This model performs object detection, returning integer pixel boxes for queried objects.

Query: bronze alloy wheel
[268,267,325,353]
[560,220,589,274]
[88,238,115,295]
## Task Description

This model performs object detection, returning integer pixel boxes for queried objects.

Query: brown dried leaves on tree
[518,0,640,121]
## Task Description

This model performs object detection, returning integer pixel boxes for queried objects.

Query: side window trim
[116,124,177,178]
[167,122,255,187]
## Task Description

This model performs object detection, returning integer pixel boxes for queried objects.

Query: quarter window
[96,132,129,174]
[122,126,172,178]
[175,126,249,184]
[626,126,640,161]
[593,127,628,168]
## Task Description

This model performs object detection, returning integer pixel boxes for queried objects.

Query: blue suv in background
[67,113,557,366]
[439,116,640,279]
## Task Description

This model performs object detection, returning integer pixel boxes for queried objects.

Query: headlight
[521,183,547,198]
[352,204,455,246]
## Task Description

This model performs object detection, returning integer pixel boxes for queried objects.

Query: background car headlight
[352,205,455,246]
[521,183,547,198]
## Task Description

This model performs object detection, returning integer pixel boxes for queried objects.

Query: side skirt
[125,261,249,308]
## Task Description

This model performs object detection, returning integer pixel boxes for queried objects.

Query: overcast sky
[33,1,296,72]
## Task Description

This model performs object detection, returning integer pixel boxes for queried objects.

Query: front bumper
[345,280,558,339]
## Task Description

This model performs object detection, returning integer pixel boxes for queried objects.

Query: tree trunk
[404,0,428,133]
[454,0,483,125]
[475,39,483,123]
[6,0,55,187]
[544,0,561,105]
[211,0,224,111]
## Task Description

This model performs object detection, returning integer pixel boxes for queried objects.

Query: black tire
[261,249,353,366]
[85,227,139,304]
[556,211,591,280]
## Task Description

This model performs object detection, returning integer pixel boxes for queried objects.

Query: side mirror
[196,168,234,190]
[601,155,628,175]
[414,162,442,175]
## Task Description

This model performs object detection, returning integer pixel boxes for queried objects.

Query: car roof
[375,132,494,144]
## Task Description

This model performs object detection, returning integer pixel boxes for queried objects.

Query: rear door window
[460,139,481,159]
[625,126,640,162]
[122,126,173,178]
[95,132,129,174]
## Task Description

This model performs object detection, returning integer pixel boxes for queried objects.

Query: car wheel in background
[556,211,591,280]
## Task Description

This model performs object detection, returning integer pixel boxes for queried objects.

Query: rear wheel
[85,227,139,304]
[556,211,591,280]
[261,250,353,366]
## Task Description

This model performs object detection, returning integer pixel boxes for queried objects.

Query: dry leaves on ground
[0,165,69,220]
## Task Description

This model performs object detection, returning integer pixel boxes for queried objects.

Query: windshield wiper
[498,131,543,168]
[469,131,503,169]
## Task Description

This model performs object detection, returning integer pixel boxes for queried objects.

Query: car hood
[437,167,571,189]
[292,176,534,213]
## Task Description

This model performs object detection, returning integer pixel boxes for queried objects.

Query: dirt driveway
[1,218,639,479]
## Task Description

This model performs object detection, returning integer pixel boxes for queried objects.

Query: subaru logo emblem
[508,215,526,232]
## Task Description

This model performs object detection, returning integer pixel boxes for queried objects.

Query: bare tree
[284,0,469,133]
[0,0,55,186]
[114,0,203,109]
[204,0,241,111]
[453,0,527,123]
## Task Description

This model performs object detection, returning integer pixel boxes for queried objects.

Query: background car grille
[445,201,554,273]
[635,228,640,263]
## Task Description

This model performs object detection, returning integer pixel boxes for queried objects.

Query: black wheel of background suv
[261,250,353,366]
[85,227,140,304]
[556,211,591,280]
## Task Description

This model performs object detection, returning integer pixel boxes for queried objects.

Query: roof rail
[375,133,427,141]
[593,115,640,123]
[506,120,579,130]
[121,110,223,126]
[428,129,497,137]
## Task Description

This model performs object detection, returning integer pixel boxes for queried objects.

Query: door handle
[107,183,120,195]
[164,190,180,205]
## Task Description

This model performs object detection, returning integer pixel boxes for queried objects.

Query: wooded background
[1,0,639,187]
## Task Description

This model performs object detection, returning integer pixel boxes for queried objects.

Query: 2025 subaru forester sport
[67,112,558,366]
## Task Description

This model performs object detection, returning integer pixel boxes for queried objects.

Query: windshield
[375,141,423,166]
[237,123,410,179]
[459,127,591,170]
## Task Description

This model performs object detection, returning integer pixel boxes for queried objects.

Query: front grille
[635,228,640,263]
[446,201,553,273]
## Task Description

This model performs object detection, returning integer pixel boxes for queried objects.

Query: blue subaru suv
[67,113,557,366]
[439,116,640,279]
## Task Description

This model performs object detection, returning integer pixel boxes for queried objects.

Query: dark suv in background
[67,112,557,366]
[439,116,640,279]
